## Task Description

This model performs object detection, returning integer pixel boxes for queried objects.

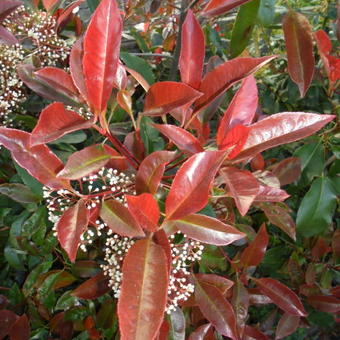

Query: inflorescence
[44,167,204,313]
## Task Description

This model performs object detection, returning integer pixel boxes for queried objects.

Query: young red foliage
[9,314,30,340]
[202,0,253,17]
[71,272,110,299]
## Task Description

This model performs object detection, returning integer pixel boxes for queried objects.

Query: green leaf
[140,116,165,154]
[297,177,337,237]
[23,261,53,296]
[294,141,324,180]
[121,52,155,84]
[230,0,261,58]
[87,0,100,13]
[258,0,276,27]
[14,163,43,196]
[4,246,25,270]
[0,183,41,203]
[49,131,88,145]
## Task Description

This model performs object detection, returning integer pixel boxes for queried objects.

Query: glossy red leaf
[221,167,259,216]
[70,38,88,103]
[240,224,268,268]
[57,144,112,180]
[9,314,30,340]
[232,281,249,338]
[275,313,300,340]
[31,102,93,146]
[179,9,205,89]
[0,128,69,190]
[254,185,289,202]
[194,56,275,113]
[153,124,203,155]
[271,157,301,186]
[243,325,269,340]
[57,199,89,262]
[135,150,176,194]
[0,0,22,21]
[56,0,84,33]
[235,112,335,162]
[217,75,257,145]
[252,278,307,316]
[0,310,18,339]
[71,272,110,299]
[100,199,145,237]
[143,81,202,116]
[113,61,128,90]
[283,11,314,97]
[188,323,212,340]
[126,193,160,232]
[83,0,123,113]
[154,229,172,273]
[42,0,60,12]
[202,0,253,17]
[156,319,170,340]
[118,238,169,340]
[0,25,18,44]
[195,280,239,340]
[125,65,150,91]
[307,295,340,313]
[248,288,272,305]
[17,64,80,106]
[195,274,234,295]
[166,151,226,220]
[164,214,245,245]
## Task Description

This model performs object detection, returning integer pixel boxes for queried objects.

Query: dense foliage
[0,0,339,339]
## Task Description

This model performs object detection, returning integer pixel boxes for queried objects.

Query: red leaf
[195,280,239,340]
[254,185,289,202]
[202,0,253,17]
[0,26,18,44]
[164,214,245,246]
[57,199,89,262]
[188,324,212,340]
[156,319,170,340]
[314,30,332,55]
[31,102,93,146]
[166,151,226,220]
[83,0,122,113]
[275,313,300,340]
[283,11,314,97]
[243,325,269,340]
[240,224,268,268]
[221,167,259,216]
[118,238,169,340]
[126,193,160,232]
[57,144,112,180]
[153,230,172,273]
[153,124,203,155]
[56,0,84,33]
[252,278,307,316]
[99,199,145,237]
[9,314,30,340]
[271,157,301,186]
[143,81,202,116]
[0,128,69,190]
[135,150,176,194]
[179,9,205,89]
[70,38,88,103]
[0,310,18,339]
[195,274,234,295]
[194,56,275,113]
[217,75,258,144]
[232,281,249,338]
[0,0,22,21]
[307,295,340,313]
[42,0,60,12]
[235,112,335,162]
[71,272,110,299]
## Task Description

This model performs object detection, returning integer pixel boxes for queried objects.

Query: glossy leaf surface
[188,324,212,340]
[195,280,238,340]
[71,272,110,299]
[217,75,257,144]
[179,10,205,89]
[275,313,300,339]
[307,295,340,313]
[252,278,307,316]
[240,224,268,268]
[166,151,226,220]
[0,183,40,203]
[31,102,93,146]
[135,150,176,194]
[143,81,202,116]
[0,128,69,190]
[235,112,335,161]
[221,167,259,216]
[164,214,245,246]
[57,144,112,180]
[100,199,145,237]
[271,157,301,186]
[126,193,160,232]
[118,238,168,340]
[202,0,253,17]
[254,185,289,202]
[153,124,203,155]
[195,274,234,294]
[83,0,122,113]
[57,199,89,262]
[283,11,314,97]
[194,56,275,112]
[232,281,249,338]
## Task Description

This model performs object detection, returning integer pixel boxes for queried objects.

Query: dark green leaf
[258,0,276,27]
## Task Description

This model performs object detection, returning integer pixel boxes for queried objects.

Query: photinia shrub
[0,0,338,339]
